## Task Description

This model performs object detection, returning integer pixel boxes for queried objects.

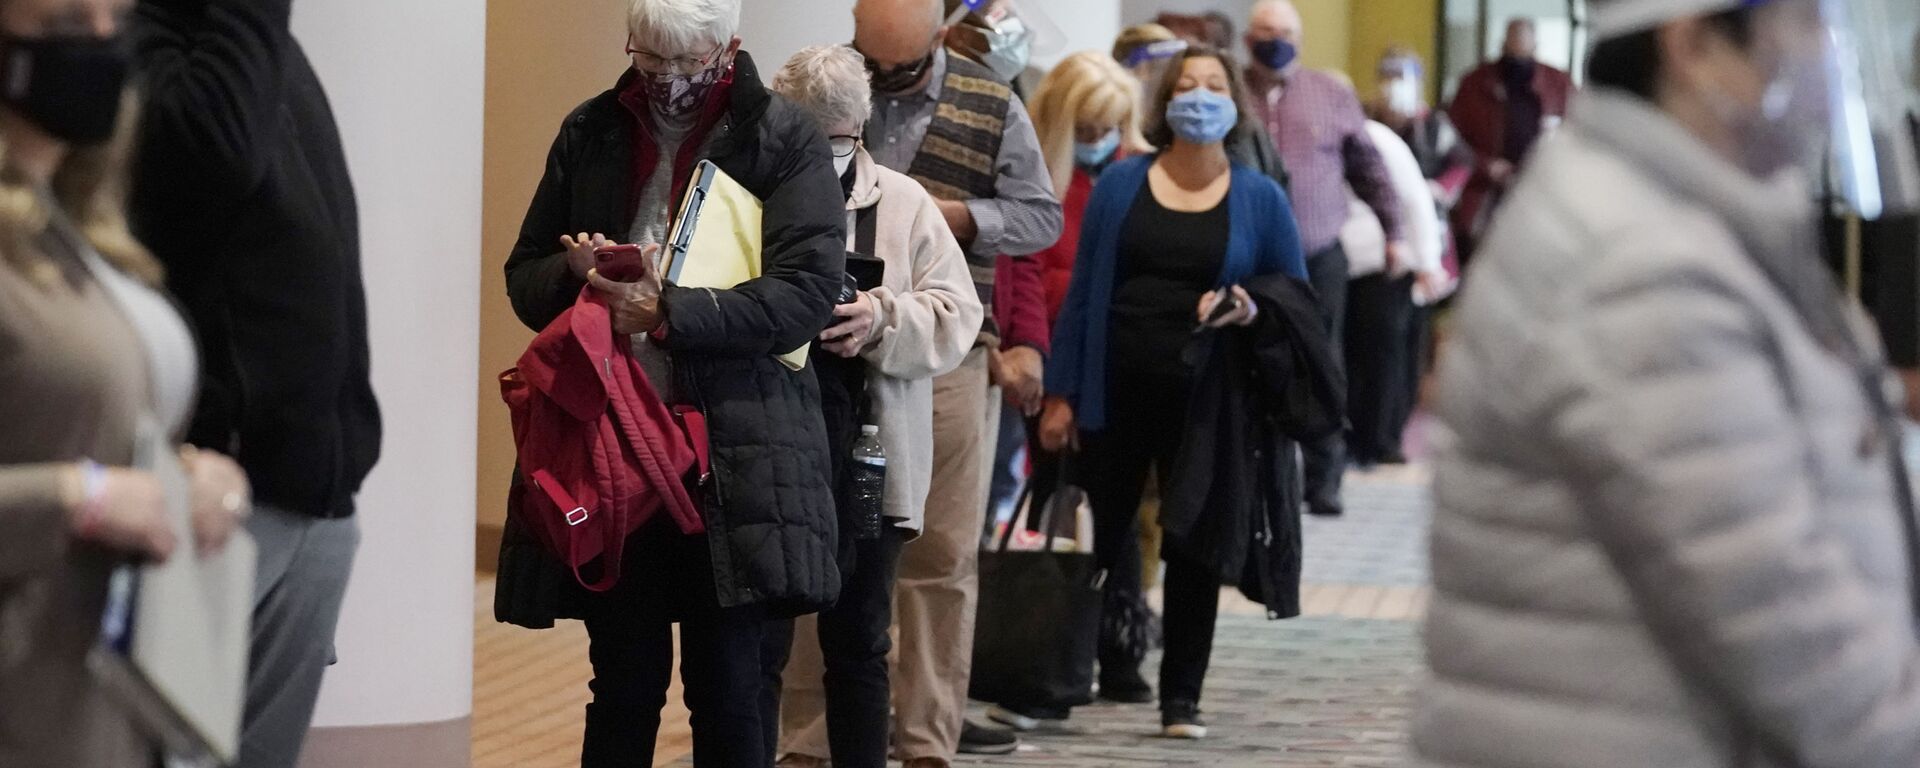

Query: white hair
[627,0,740,54]
[772,45,874,132]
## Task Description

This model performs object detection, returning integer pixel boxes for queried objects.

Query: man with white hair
[763,44,983,768]
[1243,0,1405,521]
[494,1,847,765]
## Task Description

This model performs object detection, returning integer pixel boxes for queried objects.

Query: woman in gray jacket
[1416,1,1920,767]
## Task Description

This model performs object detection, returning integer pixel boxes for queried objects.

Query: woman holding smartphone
[0,0,250,765]
[1039,45,1304,740]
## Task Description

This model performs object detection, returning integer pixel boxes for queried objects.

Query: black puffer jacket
[495,52,845,624]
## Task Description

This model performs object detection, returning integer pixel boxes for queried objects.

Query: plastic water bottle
[850,425,887,541]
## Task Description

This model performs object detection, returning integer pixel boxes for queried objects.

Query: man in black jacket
[493,0,844,765]
[128,1,380,766]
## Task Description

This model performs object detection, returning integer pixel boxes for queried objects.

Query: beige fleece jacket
[844,149,982,534]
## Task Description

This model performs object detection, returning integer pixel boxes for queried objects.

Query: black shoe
[959,719,1020,755]
[1161,700,1208,739]
[1098,668,1155,704]
[1307,501,1344,517]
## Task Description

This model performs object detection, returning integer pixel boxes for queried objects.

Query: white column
[290,0,484,764]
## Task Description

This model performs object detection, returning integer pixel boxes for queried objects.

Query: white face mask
[833,151,855,179]
[1386,78,1421,115]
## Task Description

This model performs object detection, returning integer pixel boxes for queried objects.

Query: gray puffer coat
[1414,90,1920,768]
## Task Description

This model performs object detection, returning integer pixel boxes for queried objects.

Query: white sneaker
[986,705,1041,732]
[1161,703,1208,739]
[1162,721,1208,739]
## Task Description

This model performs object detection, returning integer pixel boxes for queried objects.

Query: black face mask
[0,33,131,146]
[1499,55,1536,83]
[866,51,933,94]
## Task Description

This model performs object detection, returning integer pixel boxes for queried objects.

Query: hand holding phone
[1199,286,1254,329]
[593,243,652,283]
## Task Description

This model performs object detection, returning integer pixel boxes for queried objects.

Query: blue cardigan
[1045,155,1308,433]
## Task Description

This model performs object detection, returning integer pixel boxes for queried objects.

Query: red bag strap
[530,469,623,593]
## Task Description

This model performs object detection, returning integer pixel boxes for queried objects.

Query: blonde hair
[3,90,161,287]
[1030,51,1147,196]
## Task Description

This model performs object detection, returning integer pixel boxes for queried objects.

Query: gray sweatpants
[235,507,359,768]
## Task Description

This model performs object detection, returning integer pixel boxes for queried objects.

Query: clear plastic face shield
[1793,0,1920,219]
[947,0,1066,81]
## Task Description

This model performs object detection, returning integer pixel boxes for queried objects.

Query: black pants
[759,527,906,768]
[1077,372,1223,708]
[1301,245,1350,511]
[582,595,766,768]
[1397,302,1433,444]
[1344,273,1416,465]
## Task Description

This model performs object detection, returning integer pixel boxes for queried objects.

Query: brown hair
[1142,45,1259,150]
[1,90,162,287]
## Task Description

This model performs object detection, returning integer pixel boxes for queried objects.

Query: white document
[92,424,255,765]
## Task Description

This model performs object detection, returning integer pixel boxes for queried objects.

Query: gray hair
[627,0,740,54]
[772,45,874,132]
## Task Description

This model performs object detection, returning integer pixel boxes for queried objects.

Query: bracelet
[75,459,108,538]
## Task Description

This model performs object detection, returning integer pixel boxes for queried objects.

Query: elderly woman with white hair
[759,44,981,768]
[494,0,848,765]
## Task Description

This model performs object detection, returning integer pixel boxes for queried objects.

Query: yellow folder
[664,160,810,371]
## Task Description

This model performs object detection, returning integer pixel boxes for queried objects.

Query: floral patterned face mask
[642,62,726,118]
[627,40,733,119]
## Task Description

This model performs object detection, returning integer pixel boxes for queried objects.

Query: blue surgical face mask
[1074,130,1121,168]
[1249,38,1298,72]
[977,17,1032,82]
[1165,89,1238,146]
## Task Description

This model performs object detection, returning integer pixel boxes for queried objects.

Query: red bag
[500,287,705,592]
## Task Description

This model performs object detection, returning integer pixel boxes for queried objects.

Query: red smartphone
[594,244,650,283]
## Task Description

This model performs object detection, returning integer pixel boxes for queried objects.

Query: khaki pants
[779,347,997,765]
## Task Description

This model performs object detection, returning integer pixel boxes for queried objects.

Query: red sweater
[1035,168,1094,330]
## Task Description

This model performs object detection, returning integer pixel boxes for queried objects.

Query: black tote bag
[968,475,1104,709]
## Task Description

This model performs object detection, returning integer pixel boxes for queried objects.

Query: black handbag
[968,474,1104,709]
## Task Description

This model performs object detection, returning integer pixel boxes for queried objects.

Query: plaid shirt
[1248,66,1403,255]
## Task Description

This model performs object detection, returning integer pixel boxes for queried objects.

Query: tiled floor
[473,469,1434,767]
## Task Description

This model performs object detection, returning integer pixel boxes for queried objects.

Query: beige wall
[1292,0,1349,75]
[478,0,632,531]
[1349,0,1439,102]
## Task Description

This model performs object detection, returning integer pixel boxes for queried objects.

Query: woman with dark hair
[1040,46,1305,740]
[1415,1,1920,766]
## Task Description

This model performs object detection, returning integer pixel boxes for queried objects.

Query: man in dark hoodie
[128,1,381,766]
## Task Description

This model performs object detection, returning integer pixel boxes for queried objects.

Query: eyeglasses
[626,41,726,76]
[828,134,861,158]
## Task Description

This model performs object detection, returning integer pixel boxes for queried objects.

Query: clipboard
[663,160,811,371]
